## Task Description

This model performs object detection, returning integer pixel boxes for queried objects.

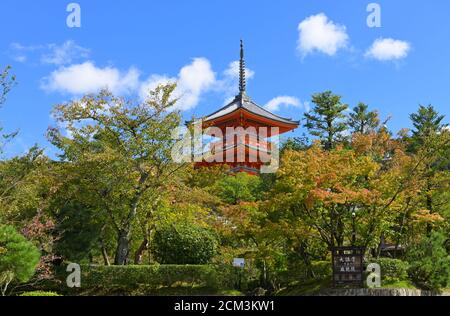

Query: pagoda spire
[239,39,246,96]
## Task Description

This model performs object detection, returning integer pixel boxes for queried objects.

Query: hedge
[54,264,259,295]
[19,291,62,297]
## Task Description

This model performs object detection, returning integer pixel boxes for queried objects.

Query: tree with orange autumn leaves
[264,129,448,256]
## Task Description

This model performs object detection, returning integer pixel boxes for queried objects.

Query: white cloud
[140,58,216,111]
[218,60,255,104]
[223,60,255,81]
[41,40,90,65]
[297,13,349,56]
[41,54,257,112]
[8,42,42,63]
[365,38,411,61]
[41,61,140,95]
[13,55,27,63]
[265,96,303,112]
[9,40,90,65]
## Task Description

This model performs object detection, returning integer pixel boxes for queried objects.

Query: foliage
[0,84,449,296]
[152,223,218,264]
[405,232,450,291]
[0,66,16,106]
[281,135,310,153]
[369,258,409,282]
[0,225,40,295]
[53,202,109,263]
[304,91,348,150]
[347,103,380,135]
[47,85,183,265]
[0,65,17,153]
[216,173,263,205]
[409,104,446,151]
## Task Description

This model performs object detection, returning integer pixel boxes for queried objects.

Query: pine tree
[304,91,348,150]
[410,105,446,150]
[348,102,380,134]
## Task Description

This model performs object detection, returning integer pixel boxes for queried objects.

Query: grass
[381,280,417,289]
[275,278,332,296]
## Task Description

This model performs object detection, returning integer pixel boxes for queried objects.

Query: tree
[0,225,40,296]
[410,105,446,149]
[0,66,15,107]
[216,173,262,205]
[347,103,380,135]
[268,127,433,257]
[0,66,17,154]
[304,91,348,150]
[48,84,183,265]
[406,232,450,291]
[408,106,449,235]
[0,146,46,223]
[280,135,310,153]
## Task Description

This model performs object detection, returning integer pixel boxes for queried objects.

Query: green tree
[0,66,17,154]
[304,91,348,150]
[0,225,40,296]
[0,66,15,106]
[408,106,449,235]
[216,173,262,205]
[53,202,113,265]
[410,105,446,145]
[0,146,46,223]
[48,84,183,265]
[347,103,380,135]
[406,232,450,292]
[281,135,310,153]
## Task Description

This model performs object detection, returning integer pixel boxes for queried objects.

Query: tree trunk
[134,238,149,264]
[426,189,433,236]
[114,186,144,265]
[101,245,111,266]
[115,231,131,265]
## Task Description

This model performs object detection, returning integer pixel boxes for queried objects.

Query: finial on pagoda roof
[239,39,246,96]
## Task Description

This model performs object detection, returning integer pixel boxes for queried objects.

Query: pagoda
[194,41,299,175]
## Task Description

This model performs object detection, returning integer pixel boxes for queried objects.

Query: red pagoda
[194,41,299,175]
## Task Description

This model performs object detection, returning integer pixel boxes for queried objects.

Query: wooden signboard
[331,246,365,287]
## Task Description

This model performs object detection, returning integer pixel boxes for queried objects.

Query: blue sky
[1,0,449,157]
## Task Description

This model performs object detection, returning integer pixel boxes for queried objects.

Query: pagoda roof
[203,94,300,126]
[186,40,300,130]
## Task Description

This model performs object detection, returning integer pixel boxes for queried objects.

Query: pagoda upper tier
[202,93,299,135]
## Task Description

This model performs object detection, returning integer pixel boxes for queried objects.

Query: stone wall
[316,288,439,296]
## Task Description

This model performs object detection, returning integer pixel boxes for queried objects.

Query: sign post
[331,246,365,288]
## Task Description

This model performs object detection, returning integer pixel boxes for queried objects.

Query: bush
[406,232,450,291]
[20,291,61,297]
[310,261,332,280]
[0,225,40,295]
[369,258,409,282]
[152,224,218,264]
[216,173,262,204]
